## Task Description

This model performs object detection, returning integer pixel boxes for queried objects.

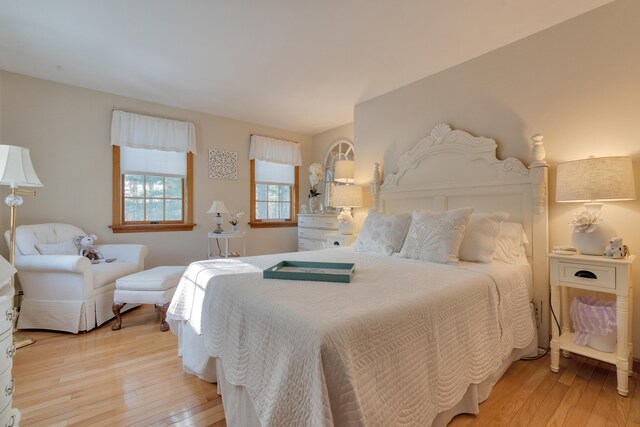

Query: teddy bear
[603,237,628,259]
[73,234,103,261]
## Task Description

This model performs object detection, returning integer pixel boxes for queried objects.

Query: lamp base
[14,334,35,349]
[572,222,616,255]
[338,220,356,235]
[212,227,224,234]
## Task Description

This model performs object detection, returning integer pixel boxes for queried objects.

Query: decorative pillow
[353,210,411,255]
[35,239,79,256]
[398,207,473,264]
[459,212,509,263]
[493,222,529,263]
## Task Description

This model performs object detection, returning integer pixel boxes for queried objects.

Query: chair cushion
[92,261,139,289]
[116,266,186,292]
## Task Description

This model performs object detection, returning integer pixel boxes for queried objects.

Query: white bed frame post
[371,163,382,212]
[529,134,549,348]
[369,124,550,349]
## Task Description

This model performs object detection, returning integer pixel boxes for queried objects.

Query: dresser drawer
[0,362,14,418]
[0,407,17,427]
[0,297,12,337]
[298,238,327,251]
[558,261,616,290]
[298,227,329,240]
[0,331,14,378]
[298,215,338,230]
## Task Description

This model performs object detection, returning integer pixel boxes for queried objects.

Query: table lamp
[556,156,636,255]
[207,200,229,234]
[332,185,363,235]
[0,145,43,348]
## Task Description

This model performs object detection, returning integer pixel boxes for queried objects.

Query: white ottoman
[112,266,186,332]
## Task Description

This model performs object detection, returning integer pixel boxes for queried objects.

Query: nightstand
[208,231,246,259]
[548,253,636,396]
[326,233,357,248]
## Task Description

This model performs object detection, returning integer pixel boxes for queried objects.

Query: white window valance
[254,160,295,185]
[249,135,301,166]
[111,110,196,154]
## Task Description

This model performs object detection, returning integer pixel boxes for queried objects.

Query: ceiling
[0,0,613,135]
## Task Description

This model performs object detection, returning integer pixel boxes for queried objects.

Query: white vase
[231,225,239,233]
[338,220,356,235]
[309,197,320,213]
[572,222,616,255]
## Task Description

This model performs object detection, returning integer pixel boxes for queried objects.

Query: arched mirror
[323,139,354,211]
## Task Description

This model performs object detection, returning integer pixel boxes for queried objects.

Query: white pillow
[493,222,529,263]
[35,240,79,256]
[459,212,509,263]
[398,207,473,264]
[354,210,411,255]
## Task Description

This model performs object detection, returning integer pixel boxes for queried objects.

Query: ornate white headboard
[370,124,550,348]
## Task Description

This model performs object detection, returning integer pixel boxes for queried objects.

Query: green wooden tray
[263,261,355,283]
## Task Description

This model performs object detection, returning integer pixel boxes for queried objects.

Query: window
[248,135,301,228]
[250,160,298,227]
[110,111,195,233]
[112,146,194,232]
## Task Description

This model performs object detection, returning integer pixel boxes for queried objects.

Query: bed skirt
[170,313,538,427]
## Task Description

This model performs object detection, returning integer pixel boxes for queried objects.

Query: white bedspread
[168,248,534,427]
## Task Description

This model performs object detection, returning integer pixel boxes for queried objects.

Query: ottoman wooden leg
[155,303,170,332]
[112,302,126,330]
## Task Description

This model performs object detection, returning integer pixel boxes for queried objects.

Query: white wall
[0,72,312,267]
[353,0,640,354]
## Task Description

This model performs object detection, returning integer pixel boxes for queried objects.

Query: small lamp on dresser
[332,185,363,235]
[556,156,636,255]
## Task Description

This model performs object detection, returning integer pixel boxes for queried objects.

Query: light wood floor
[11,305,640,426]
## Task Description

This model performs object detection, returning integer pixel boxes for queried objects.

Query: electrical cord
[521,347,550,361]
[522,294,561,362]
[216,238,222,257]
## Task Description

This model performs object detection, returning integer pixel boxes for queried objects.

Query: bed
[167,123,550,426]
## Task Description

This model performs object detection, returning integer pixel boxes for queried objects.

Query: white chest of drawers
[0,291,18,427]
[297,214,339,251]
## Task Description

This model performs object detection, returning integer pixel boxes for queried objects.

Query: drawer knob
[6,415,14,427]
[4,308,13,322]
[6,344,15,359]
[5,379,14,397]
[575,270,597,279]
[333,241,340,246]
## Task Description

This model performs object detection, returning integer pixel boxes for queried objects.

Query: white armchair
[5,223,147,333]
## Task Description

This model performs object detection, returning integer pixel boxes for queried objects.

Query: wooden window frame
[111,145,195,233]
[249,159,299,228]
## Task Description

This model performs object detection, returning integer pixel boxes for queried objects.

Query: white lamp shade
[207,200,229,214]
[0,145,43,187]
[332,185,363,208]
[556,156,636,202]
[334,160,354,184]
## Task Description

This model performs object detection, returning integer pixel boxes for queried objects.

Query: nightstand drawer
[558,261,616,290]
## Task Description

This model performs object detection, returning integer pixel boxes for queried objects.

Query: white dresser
[297,214,339,251]
[0,288,19,427]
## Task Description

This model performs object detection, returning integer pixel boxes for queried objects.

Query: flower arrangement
[569,209,602,233]
[229,212,245,226]
[337,210,352,224]
[308,163,323,199]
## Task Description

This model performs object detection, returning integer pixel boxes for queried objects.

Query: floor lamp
[0,145,43,349]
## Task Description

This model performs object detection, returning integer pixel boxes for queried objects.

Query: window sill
[110,223,197,233]
[249,221,298,229]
